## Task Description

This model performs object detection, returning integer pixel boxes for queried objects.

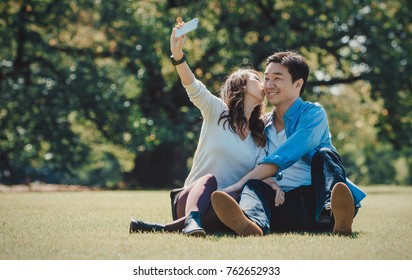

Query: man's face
[264,62,301,108]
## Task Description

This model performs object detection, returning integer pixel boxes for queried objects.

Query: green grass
[0,186,411,260]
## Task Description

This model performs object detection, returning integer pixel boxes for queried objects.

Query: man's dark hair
[267,51,309,96]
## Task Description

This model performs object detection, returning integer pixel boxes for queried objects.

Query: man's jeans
[239,148,346,234]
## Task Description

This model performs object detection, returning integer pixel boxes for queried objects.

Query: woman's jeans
[239,148,347,234]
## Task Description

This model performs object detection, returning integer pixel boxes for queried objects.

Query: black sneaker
[129,219,166,233]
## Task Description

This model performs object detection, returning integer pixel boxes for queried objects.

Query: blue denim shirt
[260,97,336,173]
[260,97,366,207]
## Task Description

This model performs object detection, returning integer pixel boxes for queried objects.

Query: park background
[1,0,411,189]
[1,0,412,263]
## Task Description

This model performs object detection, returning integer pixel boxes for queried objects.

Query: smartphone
[175,18,199,37]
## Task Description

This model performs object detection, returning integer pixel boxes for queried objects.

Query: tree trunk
[128,144,189,189]
[0,152,14,184]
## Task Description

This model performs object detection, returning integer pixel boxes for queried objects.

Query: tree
[1,0,410,187]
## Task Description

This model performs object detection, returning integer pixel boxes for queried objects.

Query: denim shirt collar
[266,97,303,127]
[284,97,303,121]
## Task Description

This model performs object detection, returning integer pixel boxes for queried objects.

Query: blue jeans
[239,148,348,234]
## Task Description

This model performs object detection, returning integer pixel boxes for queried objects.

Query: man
[211,51,366,236]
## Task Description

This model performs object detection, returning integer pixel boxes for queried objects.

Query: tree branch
[307,75,365,87]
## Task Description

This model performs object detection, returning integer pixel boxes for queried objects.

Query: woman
[130,22,266,237]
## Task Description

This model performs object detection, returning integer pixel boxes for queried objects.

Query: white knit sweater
[183,79,264,190]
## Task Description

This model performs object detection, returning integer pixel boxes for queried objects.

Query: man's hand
[263,178,285,207]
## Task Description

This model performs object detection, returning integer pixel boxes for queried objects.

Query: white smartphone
[175,18,199,37]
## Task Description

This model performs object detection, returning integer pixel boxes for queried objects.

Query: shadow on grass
[207,230,361,239]
[290,231,361,239]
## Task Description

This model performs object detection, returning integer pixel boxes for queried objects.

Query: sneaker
[211,191,263,236]
[331,182,355,236]
[318,202,332,224]
[182,211,206,238]
[129,219,165,233]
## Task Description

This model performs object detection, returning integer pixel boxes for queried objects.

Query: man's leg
[239,180,276,234]
[312,148,355,235]
[330,182,355,235]
[270,186,316,233]
[211,179,276,236]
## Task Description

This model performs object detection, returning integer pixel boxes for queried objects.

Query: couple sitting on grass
[130,23,366,237]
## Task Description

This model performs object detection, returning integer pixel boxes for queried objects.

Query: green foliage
[0,0,410,187]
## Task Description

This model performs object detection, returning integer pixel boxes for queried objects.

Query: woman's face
[245,72,265,104]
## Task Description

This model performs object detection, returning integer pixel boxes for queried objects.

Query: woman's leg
[164,174,217,232]
[185,174,217,214]
[174,184,195,220]
[201,191,239,233]
[164,184,194,232]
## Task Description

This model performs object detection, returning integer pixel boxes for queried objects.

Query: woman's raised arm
[170,23,195,85]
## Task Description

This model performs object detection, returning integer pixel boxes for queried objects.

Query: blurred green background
[1,0,411,189]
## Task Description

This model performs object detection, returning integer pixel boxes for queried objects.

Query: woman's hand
[263,178,285,207]
[170,22,186,60]
[168,21,195,85]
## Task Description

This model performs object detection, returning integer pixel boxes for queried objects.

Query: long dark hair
[218,68,266,147]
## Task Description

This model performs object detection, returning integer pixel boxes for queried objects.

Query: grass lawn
[0,186,411,260]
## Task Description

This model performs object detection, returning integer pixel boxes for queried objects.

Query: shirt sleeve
[260,105,330,171]
[183,79,226,120]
